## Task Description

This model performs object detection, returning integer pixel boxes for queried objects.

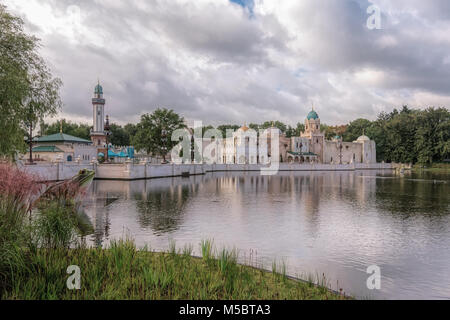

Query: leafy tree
[384,110,418,163]
[295,123,305,136]
[132,108,186,161]
[124,123,138,140]
[343,118,372,142]
[217,125,240,138]
[260,121,287,133]
[415,107,450,165]
[109,123,130,146]
[0,5,62,160]
[43,120,91,140]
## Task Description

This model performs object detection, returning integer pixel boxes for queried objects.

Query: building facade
[25,82,114,163]
[25,132,96,163]
[203,109,377,165]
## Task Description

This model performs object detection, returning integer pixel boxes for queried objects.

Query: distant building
[25,81,116,163]
[90,82,110,158]
[200,108,377,165]
[26,132,96,163]
[288,109,377,164]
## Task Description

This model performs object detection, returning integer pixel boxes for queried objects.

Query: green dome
[95,83,103,94]
[307,110,319,120]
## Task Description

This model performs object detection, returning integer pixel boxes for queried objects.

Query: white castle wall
[19,161,393,182]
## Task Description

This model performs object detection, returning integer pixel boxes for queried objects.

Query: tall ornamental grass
[0,164,42,293]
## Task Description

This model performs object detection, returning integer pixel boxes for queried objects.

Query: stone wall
[19,161,393,182]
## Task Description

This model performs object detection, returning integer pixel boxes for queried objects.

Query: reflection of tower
[90,81,107,147]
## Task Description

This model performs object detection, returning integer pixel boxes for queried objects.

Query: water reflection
[82,170,450,299]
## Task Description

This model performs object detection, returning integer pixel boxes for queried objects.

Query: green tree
[342,118,372,142]
[383,108,419,163]
[217,125,240,138]
[415,107,450,165]
[260,121,287,133]
[0,5,62,160]
[124,123,138,140]
[132,108,186,161]
[43,120,91,140]
[109,123,130,146]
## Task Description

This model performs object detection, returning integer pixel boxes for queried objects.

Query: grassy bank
[1,164,347,300]
[2,240,347,300]
[413,163,450,173]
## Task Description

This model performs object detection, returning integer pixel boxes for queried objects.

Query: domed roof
[239,124,249,132]
[95,83,103,94]
[307,110,319,120]
[357,135,371,141]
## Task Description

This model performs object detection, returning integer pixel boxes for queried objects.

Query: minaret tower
[90,81,107,147]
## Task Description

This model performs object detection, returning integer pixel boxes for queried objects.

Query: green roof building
[33,133,92,144]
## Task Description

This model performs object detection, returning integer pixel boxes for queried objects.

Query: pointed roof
[34,133,91,144]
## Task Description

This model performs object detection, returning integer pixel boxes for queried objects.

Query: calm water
[82,170,450,300]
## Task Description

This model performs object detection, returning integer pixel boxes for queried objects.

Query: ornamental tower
[90,81,107,147]
[301,107,325,163]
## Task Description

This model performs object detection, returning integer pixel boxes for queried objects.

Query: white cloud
[3,0,449,127]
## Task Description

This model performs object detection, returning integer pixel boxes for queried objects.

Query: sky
[3,0,450,127]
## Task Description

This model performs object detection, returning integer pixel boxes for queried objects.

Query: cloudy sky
[3,0,450,126]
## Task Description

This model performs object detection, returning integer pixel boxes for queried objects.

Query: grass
[2,239,349,300]
[0,165,349,300]
[412,163,450,173]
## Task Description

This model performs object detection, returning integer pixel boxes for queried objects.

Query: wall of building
[324,141,363,164]
[19,161,393,182]
[362,140,377,164]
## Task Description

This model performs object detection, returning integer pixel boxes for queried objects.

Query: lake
[82,170,450,300]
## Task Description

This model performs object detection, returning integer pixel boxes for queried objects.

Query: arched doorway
[67,155,73,162]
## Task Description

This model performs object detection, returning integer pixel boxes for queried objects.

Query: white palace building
[200,109,376,165]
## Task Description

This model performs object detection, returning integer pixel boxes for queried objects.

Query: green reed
[2,239,349,300]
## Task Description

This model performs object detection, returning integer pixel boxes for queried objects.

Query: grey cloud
[4,0,450,127]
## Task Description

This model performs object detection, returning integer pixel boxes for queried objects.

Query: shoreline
[2,240,349,300]
[20,162,394,182]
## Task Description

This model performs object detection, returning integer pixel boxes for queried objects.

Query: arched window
[67,155,73,162]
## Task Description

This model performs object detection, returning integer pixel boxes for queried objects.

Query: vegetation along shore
[0,163,346,300]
